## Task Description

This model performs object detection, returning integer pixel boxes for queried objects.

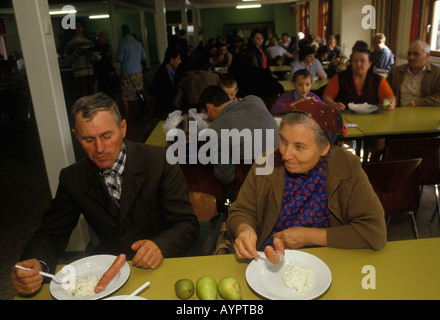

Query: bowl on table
[347,103,379,114]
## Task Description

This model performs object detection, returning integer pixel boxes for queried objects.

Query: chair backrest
[384,137,440,185]
[188,191,218,221]
[180,162,226,207]
[234,161,254,200]
[363,158,422,215]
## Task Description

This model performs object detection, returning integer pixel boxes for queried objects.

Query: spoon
[124,281,150,300]
[14,264,62,284]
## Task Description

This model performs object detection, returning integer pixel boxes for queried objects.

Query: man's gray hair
[410,40,431,54]
[280,112,330,149]
[71,92,122,126]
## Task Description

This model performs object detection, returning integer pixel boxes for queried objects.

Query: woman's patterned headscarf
[290,99,345,144]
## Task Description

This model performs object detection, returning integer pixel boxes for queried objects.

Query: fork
[14,264,62,283]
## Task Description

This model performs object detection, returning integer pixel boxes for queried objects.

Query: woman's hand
[264,237,285,264]
[273,227,327,249]
[233,224,259,260]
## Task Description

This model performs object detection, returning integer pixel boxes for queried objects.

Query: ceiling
[0,0,300,16]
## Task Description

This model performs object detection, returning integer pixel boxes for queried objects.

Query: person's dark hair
[121,24,131,36]
[299,45,316,61]
[249,28,264,43]
[291,69,313,83]
[352,40,369,51]
[198,86,230,111]
[219,75,237,89]
[71,92,122,127]
[350,46,372,62]
[163,46,182,64]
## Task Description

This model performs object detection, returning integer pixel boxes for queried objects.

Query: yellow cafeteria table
[342,106,440,164]
[145,119,364,149]
[14,238,440,300]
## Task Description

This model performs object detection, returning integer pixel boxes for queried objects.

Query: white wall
[333,0,373,57]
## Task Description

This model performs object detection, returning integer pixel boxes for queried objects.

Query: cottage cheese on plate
[66,275,99,297]
[282,262,313,295]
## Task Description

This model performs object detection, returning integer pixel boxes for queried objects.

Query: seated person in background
[212,42,233,70]
[198,86,280,200]
[220,75,239,101]
[271,69,326,115]
[228,100,387,263]
[323,47,396,162]
[228,50,284,99]
[291,45,327,81]
[11,93,198,296]
[387,40,440,107]
[322,47,396,111]
[371,33,395,73]
[173,56,220,113]
[265,38,293,63]
[279,33,291,50]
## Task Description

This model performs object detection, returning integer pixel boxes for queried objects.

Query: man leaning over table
[11,93,198,296]
[387,40,440,107]
[198,86,280,201]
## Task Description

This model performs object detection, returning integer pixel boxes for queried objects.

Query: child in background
[220,76,239,101]
[271,69,326,115]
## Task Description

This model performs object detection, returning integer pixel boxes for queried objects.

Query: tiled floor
[1,81,439,300]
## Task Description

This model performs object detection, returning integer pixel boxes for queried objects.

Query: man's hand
[11,259,44,295]
[131,240,163,269]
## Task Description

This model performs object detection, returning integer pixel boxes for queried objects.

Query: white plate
[348,103,379,114]
[50,254,130,300]
[246,250,331,300]
[104,295,147,300]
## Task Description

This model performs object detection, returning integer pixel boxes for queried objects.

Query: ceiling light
[89,15,110,19]
[236,4,262,9]
[242,0,261,2]
[49,9,77,15]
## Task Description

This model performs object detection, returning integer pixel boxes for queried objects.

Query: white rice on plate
[66,275,99,297]
[282,262,313,295]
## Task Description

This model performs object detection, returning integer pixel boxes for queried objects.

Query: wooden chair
[364,158,423,239]
[188,191,218,221]
[186,191,223,256]
[234,162,254,200]
[180,161,226,211]
[384,137,440,224]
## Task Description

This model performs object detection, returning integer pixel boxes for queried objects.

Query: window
[298,2,310,36]
[415,0,440,56]
[318,0,332,39]
[430,0,440,51]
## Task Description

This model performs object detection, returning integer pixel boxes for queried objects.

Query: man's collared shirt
[400,65,426,106]
[100,141,126,206]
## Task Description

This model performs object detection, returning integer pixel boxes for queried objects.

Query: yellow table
[342,106,440,164]
[280,79,330,92]
[146,121,168,147]
[342,106,440,136]
[270,65,291,73]
[14,238,440,300]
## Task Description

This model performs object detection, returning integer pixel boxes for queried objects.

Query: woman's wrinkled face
[279,123,330,175]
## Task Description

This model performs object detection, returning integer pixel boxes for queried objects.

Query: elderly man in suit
[11,93,198,296]
[387,40,440,106]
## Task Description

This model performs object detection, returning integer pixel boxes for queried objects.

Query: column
[12,0,89,251]
[154,0,168,62]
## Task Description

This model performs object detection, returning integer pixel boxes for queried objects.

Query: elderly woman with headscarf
[227,100,386,263]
